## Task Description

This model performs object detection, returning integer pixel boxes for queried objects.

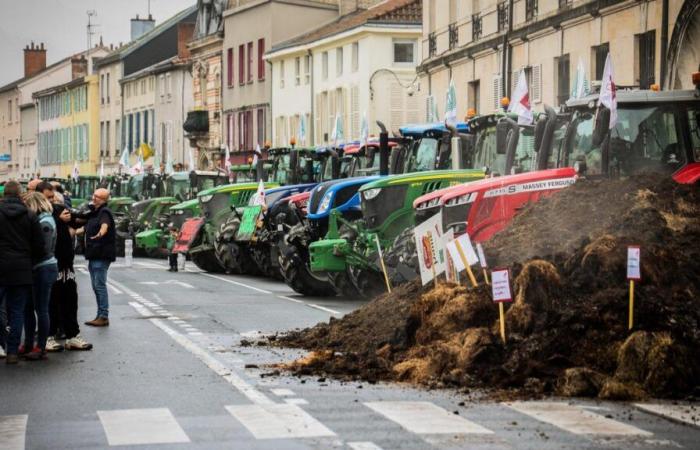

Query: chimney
[24,41,47,78]
[131,14,155,40]
[177,23,195,59]
[71,55,88,80]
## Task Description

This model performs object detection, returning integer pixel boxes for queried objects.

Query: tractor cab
[267,147,335,185]
[396,122,471,174]
[71,176,102,206]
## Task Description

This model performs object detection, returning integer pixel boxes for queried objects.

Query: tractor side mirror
[592,106,610,147]
[496,119,511,155]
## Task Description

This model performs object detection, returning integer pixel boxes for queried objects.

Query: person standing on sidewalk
[167,226,179,272]
[23,192,59,361]
[84,188,116,327]
[0,181,46,365]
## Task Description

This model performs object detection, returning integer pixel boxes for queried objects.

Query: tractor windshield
[472,126,505,174]
[686,106,700,162]
[170,209,193,230]
[128,176,144,199]
[201,192,230,221]
[271,154,291,184]
[167,178,190,200]
[404,138,438,173]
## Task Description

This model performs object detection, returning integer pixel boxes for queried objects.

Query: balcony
[472,14,482,41]
[183,110,209,135]
[428,32,437,58]
[448,23,459,50]
[526,0,538,21]
[497,2,508,33]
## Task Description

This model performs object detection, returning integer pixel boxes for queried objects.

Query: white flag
[99,159,105,179]
[224,144,231,175]
[298,115,306,146]
[598,53,617,129]
[252,179,266,206]
[508,70,533,125]
[360,111,369,148]
[72,161,79,182]
[131,154,143,175]
[444,78,457,126]
[119,146,130,168]
[331,114,344,146]
[188,148,196,171]
[253,143,261,167]
[571,57,590,100]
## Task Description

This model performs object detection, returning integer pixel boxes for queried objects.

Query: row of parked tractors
[63,86,700,298]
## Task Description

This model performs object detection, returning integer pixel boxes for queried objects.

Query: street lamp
[369,68,420,100]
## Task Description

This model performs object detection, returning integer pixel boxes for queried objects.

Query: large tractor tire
[191,249,224,272]
[328,269,363,298]
[251,243,282,280]
[348,264,388,300]
[383,227,419,287]
[279,244,336,296]
[214,214,259,275]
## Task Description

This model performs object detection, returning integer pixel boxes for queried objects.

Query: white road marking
[0,415,28,450]
[270,388,295,397]
[167,316,180,321]
[134,261,166,269]
[348,442,384,450]
[635,403,700,427]
[174,320,187,325]
[138,281,159,285]
[97,408,190,446]
[127,301,274,406]
[308,304,341,315]
[165,280,194,289]
[364,401,493,435]
[106,282,123,295]
[188,332,203,336]
[226,404,335,439]
[505,402,653,436]
[240,330,263,338]
[277,295,303,304]
[284,398,309,405]
[200,273,272,294]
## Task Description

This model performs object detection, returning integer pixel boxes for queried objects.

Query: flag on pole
[188,148,196,171]
[131,153,144,175]
[251,179,266,206]
[331,114,344,146]
[508,70,533,125]
[298,115,306,146]
[598,53,617,129]
[99,159,105,180]
[360,111,369,149]
[444,78,457,126]
[570,57,590,100]
[139,142,154,160]
[252,143,261,167]
[224,144,231,180]
[119,146,130,168]
[71,161,79,182]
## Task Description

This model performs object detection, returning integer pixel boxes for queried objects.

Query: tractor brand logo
[483,177,577,199]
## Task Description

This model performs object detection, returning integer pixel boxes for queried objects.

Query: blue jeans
[0,285,32,355]
[25,263,58,351]
[88,260,111,319]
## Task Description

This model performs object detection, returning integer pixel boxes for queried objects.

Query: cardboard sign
[173,218,204,253]
[235,205,263,241]
[442,229,455,282]
[476,243,488,268]
[627,245,641,280]
[491,268,512,302]
[446,233,479,272]
[413,212,446,285]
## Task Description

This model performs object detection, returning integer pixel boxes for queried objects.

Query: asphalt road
[1,256,698,449]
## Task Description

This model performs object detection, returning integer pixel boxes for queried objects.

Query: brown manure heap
[273,174,700,399]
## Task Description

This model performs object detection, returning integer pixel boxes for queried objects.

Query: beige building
[419,0,699,120]
[220,0,339,162]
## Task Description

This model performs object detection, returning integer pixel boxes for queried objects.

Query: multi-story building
[95,7,197,173]
[34,71,100,177]
[267,0,422,147]
[220,0,339,163]
[419,0,699,119]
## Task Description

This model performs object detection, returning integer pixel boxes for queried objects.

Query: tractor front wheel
[279,244,336,296]
[251,244,282,280]
[214,215,259,275]
[383,227,419,287]
[348,265,387,299]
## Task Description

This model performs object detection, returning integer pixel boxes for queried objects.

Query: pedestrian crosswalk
[1,401,697,448]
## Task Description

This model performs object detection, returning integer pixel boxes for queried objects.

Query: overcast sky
[0,0,196,86]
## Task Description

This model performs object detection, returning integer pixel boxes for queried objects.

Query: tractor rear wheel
[191,249,224,272]
[279,244,336,296]
[251,244,282,280]
[214,214,259,275]
[348,265,387,299]
[328,269,362,298]
[383,227,419,287]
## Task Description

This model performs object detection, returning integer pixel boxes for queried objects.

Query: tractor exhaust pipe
[445,122,462,170]
[378,121,389,176]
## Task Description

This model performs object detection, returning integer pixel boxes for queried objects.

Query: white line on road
[277,295,303,304]
[348,442,384,450]
[365,401,493,435]
[634,403,700,427]
[106,282,123,295]
[284,398,309,405]
[225,404,335,439]
[97,408,190,446]
[270,388,295,397]
[200,273,272,294]
[505,402,653,436]
[0,415,28,450]
[308,304,341,316]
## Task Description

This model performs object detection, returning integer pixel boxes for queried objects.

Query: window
[166,74,172,101]
[295,57,301,85]
[448,23,458,50]
[258,38,265,81]
[159,74,165,99]
[556,54,571,106]
[393,40,415,64]
[136,112,141,146]
[497,2,508,32]
[304,55,311,84]
[239,44,245,85]
[144,110,149,147]
[280,60,285,88]
[336,47,343,76]
[116,119,121,154]
[352,42,359,72]
[106,121,111,157]
[593,43,609,80]
[637,30,656,89]
[100,121,105,156]
[257,108,265,145]
[559,0,572,7]
[226,113,234,150]
[227,48,234,87]
[468,80,480,115]
[128,114,133,152]
[247,41,254,83]
[141,79,146,95]
[526,0,538,21]
[7,100,11,123]
[428,32,437,57]
[322,51,328,80]
[106,73,110,103]
[100,75,105,104]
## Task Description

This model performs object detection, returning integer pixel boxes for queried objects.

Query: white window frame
[392,39,416,65]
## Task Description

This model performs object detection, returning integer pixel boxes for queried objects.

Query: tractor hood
[261,183,317,209]
[307,176,382,219]
[170,198,199,212]
[673,162,700,184]
[399,122,470,137]
[359,170,484,192]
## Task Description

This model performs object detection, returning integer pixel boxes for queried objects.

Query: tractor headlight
[317,192,333,213]
[363,188,382,200]
[199,194,213,203]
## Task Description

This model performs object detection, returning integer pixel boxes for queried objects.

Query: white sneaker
[65,335,93,351]
[0,346,5,358]
[46,336,65,352]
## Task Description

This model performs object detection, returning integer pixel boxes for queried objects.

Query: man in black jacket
[84,188,116,327]
[0,181,46,364]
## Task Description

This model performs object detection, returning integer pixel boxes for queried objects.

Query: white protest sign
[627,246,641,280]
[476,243,488,268]
[413,213,446,285]
[442,229,455,282]
[446,233,479,272]
[491,269,512,302]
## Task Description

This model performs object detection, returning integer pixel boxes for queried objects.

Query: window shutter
[315,93,322,143]
[531,64,542,103]
[425,95,434,121]
[390,82,403,131]
[492,75,503,110]
[406,90,420,125]
[351,85,359,139]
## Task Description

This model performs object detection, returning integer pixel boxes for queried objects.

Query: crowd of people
[0,179,116,365]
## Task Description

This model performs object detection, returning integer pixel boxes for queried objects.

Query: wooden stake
[483,268,490,285]
[375,234,392,293]
[498,302,506,343]
[455,241,478,287]
[628,279,634,330]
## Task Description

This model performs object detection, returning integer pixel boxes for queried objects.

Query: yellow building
[34,73,100,177]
